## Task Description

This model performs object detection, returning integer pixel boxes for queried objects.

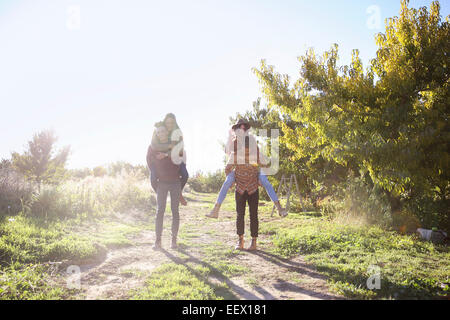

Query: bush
[0,168,34,216]
[188,170,225,193]
[402,194,449,233]
[316,175,393,228]
[21,171,155,220]
[28,187,72,219]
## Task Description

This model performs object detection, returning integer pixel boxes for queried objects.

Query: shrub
[317,175,393,228]
[21,171,155,220]
[188,170,225,193]
[0,168,34,216]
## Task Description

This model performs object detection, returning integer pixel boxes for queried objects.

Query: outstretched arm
[224,129,235,157]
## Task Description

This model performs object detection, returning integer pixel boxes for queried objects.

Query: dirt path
[68,193,343,300]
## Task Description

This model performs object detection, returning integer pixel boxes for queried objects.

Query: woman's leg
[258,173,287,217]
[217,171,235,204]
[178,163,188,206]
[206,171,235,218]
[258,173,278,202]
[179,162,189,190]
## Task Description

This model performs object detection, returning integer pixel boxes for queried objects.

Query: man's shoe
[247,238,257,251]
[235,235,244,250]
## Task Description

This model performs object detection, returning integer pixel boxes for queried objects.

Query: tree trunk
[385,189,402,213]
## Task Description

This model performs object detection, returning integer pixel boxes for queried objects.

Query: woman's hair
[164,113,176,122]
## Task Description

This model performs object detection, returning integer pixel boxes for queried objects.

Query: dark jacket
[146,146,180,182]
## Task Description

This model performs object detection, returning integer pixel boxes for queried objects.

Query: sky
[0,0,448,174]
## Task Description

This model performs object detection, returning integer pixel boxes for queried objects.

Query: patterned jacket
[225,137,261,195]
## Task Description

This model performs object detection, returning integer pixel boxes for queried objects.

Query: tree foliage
[253,0,449,225]
[231,99,350,204]
[11,130,70,189]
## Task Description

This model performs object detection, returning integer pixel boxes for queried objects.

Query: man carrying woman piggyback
[146,113,188,250]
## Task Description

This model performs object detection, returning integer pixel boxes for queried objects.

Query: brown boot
[247,237,257,251]
[235,235,244,250]
[205,203,221,219]
[180,194,187,206]
[275,201,288,217]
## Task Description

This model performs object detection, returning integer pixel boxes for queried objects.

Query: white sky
[0,0,448,173]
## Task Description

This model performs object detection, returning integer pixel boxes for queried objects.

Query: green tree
[11,130,70,190]
[254,0,449,225]
[69,167,92,179]
[93,166,107,177]
[0,159,12,170]
[231,98,351,206]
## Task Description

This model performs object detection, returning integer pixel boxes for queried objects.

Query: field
[1,175,448,300]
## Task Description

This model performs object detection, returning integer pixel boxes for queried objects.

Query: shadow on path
[249,250,326,281]
[161,248,261,300]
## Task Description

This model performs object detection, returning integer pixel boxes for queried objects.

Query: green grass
[0,263,73,300]
[0,173,157,300]
[131,263,235,300]
[201,241,248,277]
[0,216,103,266]
[260,213,450,299]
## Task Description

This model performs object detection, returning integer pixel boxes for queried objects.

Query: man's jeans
[155,181,181,241]
[235,189,259,238]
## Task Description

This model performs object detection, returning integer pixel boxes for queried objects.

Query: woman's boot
[247,237,257,251]
[180,194,187,206]
[274,201,288,217]
[235,235,244,250]
[206,203,221,219]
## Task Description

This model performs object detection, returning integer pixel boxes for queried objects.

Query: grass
[0,173,156,300]
[0,216,103,266]
[2,177,448,300]
[131,263,235,300]
[203,245,248,278]
[260,212,450,299]
[0,214,155,300]
[0,263,74,300]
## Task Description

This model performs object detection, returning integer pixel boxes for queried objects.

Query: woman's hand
[156,152,168,160]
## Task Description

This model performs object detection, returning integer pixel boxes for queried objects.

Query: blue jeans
[179,162,188,189]
[216,171,278,204]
